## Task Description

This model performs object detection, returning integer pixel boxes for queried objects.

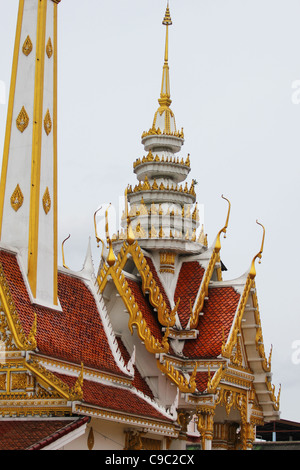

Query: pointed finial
[249,220,265,279]
[159,3,172,107]
[105,204,116,267]
[94,206,105,258]
[124,187,135,245]
[162,3,172,26]
[215,195,231,252]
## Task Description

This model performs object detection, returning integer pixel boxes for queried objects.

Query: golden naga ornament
[22,35,33,56]
[42,187,51,214]
[46,37,53,59]
[44,109,52,136]
[10,184,24,212]
[16,106,29,133]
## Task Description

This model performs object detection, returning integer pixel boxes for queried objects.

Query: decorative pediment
[0,355,73,417]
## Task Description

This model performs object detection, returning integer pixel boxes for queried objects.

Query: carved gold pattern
[11,372,27,390]
[124,430,144,450]
[160,252,175,274]
[16,106,29,133]
[46,37,53,58]
[42,187,51,214]
[10,184,24,212]
[25,357,83,402]
[128,178,196,198]
[0,374,6,391]
[196,406,215,450]
[133,152,190,169]
[22,35,33,56]
[44,109,52,135]
[75,404,178,438]
[156,359,197,393]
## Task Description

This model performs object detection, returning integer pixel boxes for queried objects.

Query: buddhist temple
[0,0,280,450]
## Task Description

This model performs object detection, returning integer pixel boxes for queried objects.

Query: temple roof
[0,249,128,377]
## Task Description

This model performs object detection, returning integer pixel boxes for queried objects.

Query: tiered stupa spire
[114,4,206,257]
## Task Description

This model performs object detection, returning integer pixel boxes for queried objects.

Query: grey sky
[0,0,299,422]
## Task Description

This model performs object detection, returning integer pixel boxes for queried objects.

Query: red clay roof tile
[183,286,240,359]
[0,418,89,450]
[55,372,173,423]
[174,261,205,329]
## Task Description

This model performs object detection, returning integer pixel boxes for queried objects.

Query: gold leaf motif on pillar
[42,187,51,215]
[10,184,24,212]
[16,106,29,133]
[46,37,53,59]
[44,109,52,136]
[22,35,33,56]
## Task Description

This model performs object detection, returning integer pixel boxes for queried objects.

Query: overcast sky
[0,0,300,423]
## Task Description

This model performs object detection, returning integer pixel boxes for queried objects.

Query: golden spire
[159,3,172,108]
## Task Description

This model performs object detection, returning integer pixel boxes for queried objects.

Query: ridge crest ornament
[10,184,24,212]
[42,187,51,214]
[44,109,52,136]
[16,106,29,133]
[22,35,33,56]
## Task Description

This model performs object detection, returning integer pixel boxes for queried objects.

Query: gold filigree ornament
[46,37,53,59]
[44,109,52,136]
[42,187,51,214]
[22,35,33,56]
[10,184,24,212]
[16,106,29,133]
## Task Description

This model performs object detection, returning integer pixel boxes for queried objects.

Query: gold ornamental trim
[156,358,197,394]
[74,404,178,437]
[25,357,84,402]
[133,151,190,169]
